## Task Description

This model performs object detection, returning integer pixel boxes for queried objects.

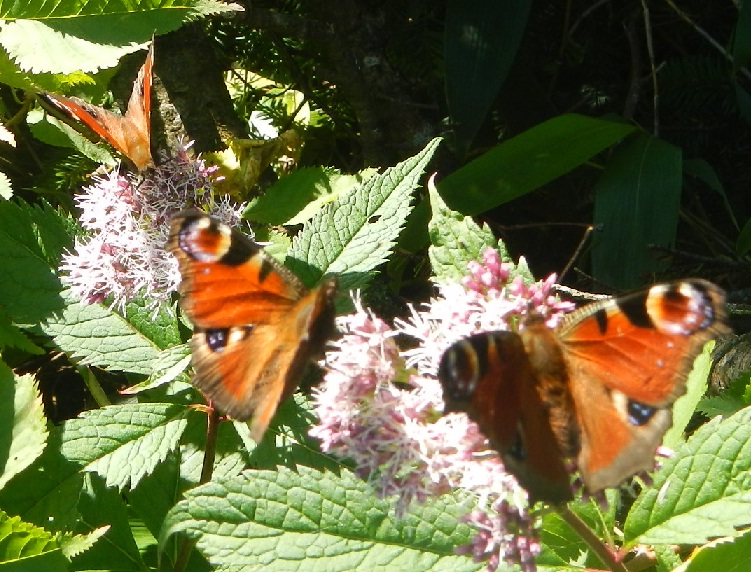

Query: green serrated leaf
[0,21,149,74]
[538,496,618,569]
[0,201,70,326]
[663,340,715,449]
[123,344,192,395]
[625,407,751,546]
[36,289,162,375]
[0,169,11,199]
[59,524,110,560]
[179,415,249,487]
[161,466,481,572]
[70,474,145,571]
[124,298,182,349]
[653,543,683,572]
[0,1,240,74]
[61,403,189,490]
[287,137,442,292]
[0,44,36,91]
[249,394,344,473]
[0,362,48,490]
[698,394,747,418]
[128,454,180,543]
[286,168,378,226]
[244,167,376,226]
[0,509,67,569]
[427,176,497,283]
[0,307,43,353]
[0,403,188,529]
[679,530,751,572]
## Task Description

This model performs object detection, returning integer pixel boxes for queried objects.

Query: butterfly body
[168,211,337,442]
[41,43,154,170]
[439,280,729,503]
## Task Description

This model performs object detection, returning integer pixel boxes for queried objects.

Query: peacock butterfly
[41,42,154,171]
[167,210,338,442]
[438,279,729,503]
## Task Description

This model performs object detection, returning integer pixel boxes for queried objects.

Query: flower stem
[172,405,221,572]
[554,504,628,572]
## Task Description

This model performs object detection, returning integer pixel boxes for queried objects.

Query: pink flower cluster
[311,248,576,571]
[60,144,245,311]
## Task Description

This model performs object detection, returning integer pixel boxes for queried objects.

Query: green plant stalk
[172,404,221,572]
[554,504,629,572]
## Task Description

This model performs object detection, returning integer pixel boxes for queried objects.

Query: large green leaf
[0,0,240,74]
[70,474,145,571]
[0,403,187,530]
[37,289,162,375]
[438,114,635,215]
[662,341,714,449]
[427,178,501,283]
[0,510,68,571]
[0,201,69,326]
[677,530,751,572]
[161,466,481,571]
[244,167,376,226]
[625,407,751,546]
[444,0,533,155]
[591,132,682,288]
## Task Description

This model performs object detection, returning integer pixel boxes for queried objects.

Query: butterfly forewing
[558,280,728,405]
[173,221,306,328]
[439,331,573,503]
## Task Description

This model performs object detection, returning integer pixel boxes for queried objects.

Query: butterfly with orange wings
[41,43,154,171]
[167,210,338,442]
[439,280,729,503]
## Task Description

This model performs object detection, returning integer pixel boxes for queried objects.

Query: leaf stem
[79,366,111,407]
[554,504,628,572]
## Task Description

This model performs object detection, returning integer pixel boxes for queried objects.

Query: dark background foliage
[19,0,747,295]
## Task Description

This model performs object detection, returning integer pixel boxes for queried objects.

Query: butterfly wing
[558,279,729,491]
[439,331,573,503]
[168,210,337,441]
[41,43,154,170]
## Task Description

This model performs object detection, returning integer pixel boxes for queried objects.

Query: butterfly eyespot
[204,328,229,353]
[626,400,656,426]
[179,220,232,263]
[438,343,481,401]
[647,282,719,335]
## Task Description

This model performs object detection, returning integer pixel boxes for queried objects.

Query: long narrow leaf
[438,114,635,215]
